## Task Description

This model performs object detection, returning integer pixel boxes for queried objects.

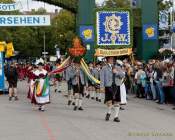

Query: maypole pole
[76,0,95,63]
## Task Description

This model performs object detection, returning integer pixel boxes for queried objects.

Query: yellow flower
[146,27,155,38]
[83,29,92,39]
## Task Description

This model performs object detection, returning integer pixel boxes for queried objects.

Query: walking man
[5,63,19,101]
[100,57,125,122]
[70,61,87,111]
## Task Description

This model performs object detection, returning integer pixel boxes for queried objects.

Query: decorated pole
[77,0,95,62]
[136,0,159,61]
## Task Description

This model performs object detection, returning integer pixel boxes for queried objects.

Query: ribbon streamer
[49,56,71,75]
[57,56,70,69]
[50,65,69,75]
[80,59,100,84]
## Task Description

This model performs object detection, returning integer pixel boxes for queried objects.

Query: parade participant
[27,65,37,102]
[100,57,125,122]
[117,60,127,110]
[92,62,102,102]
[32,62,50,111]
[5,63,19,101]
[66,63,74,106]
[86,63,95,99]
[70,61,86,111]
[124,63,132,94]
[50,62,58,93]
[55,59,63,93]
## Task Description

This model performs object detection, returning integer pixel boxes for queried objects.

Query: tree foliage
[37,0,78,13]
[103,0,142,27]
[158,0,173,10]
[104,0,131,8]
[0,0,14,3]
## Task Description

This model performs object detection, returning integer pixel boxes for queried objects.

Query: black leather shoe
[78,107,84,111]
[98,99,101,102]
[15,96,19,101]
[68,100,72,106]
[72,102,75,106]
[86,95,90,99]
[120,107,125,110]
[96,97,98,101]
[40,109,45,112]
[105,113,110,121]
[114,117,120,122]
[9,97,12,101]
[74,106,78,111]
[91,97,94,100]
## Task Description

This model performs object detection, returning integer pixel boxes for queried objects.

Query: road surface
[0,81,175,140]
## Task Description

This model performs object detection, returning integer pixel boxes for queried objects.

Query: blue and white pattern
[96,11,131,46]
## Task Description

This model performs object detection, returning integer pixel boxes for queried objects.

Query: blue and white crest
[96,11,131,46]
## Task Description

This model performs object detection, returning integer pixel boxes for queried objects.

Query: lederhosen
[88,69,94,87]
[105,73,121,104]
[68,79,73,91]
[66,66,73,91]
[73,72,84,95]
[95,70,100,90]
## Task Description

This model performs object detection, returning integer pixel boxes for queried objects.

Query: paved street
[0,81,175,140]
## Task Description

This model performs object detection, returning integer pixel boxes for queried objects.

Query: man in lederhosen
[100,56,125,122]
[92,62,102,102]
[86,63,95,99]
[66,63,74,106]
[70,61,87,111]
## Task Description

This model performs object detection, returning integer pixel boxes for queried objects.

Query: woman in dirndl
[32,62,50,111]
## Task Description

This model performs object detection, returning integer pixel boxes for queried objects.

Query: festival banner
[80,26,94,42]
[94,48,132,57]
[0,2,21,11]
[96,10,131,47]
[159,11,169,30]
[0,15,51,26]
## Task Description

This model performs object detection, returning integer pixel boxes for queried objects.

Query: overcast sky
[15,0,105,12]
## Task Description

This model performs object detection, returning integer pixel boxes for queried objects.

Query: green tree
[104,0,131,8]
[103,0,142,27]
[50,10,76,54]
[158,0,173,10]
[0,0,14,3]
[0,7,76,58]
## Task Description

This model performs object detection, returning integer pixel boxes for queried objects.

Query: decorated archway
[37,0,159,61]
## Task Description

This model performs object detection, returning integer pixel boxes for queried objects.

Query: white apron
[120,83,127,104]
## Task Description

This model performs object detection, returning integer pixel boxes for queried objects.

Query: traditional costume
[31,62,50,111]
[27,66,37,102]
[70,63,86,111]
[100,57,125,122]
[86,63,95,99]
[92,63,102,102]
[66,65,74,106]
